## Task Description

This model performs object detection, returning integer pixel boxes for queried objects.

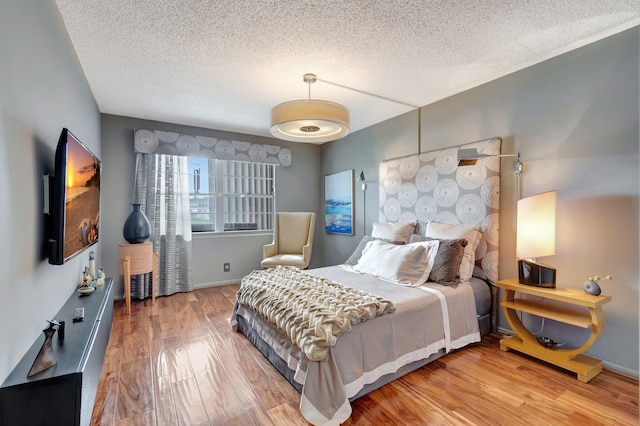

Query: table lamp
[516,190,557,288]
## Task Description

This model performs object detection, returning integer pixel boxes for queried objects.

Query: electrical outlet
[223,263,230,272]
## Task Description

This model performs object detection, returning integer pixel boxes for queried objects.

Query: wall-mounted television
[48,128,101,265]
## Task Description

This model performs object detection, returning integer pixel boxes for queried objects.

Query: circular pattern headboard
[378,138,501,283]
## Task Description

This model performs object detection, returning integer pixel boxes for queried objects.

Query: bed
[231,138,503,425]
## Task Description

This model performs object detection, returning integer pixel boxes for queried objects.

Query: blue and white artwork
[325,170,354,235]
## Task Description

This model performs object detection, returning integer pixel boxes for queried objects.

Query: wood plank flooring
[91,284,639,425]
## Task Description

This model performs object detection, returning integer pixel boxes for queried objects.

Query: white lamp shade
[516,190,556,260]
[270,99,350,143]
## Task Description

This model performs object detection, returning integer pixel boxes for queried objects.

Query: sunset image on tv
[63,135,100,260]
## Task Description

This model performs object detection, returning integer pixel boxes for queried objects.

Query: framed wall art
[324,170,354,235]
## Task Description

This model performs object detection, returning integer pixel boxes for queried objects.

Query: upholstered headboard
[378,138,501,284]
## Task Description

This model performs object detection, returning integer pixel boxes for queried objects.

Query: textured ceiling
[55,1,639,143]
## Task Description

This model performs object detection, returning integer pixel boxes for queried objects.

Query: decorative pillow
[410,235,468,285]
[371,221,417,244]
[353,240,437,286]
[424,221,482,282]
[344,236,392,265]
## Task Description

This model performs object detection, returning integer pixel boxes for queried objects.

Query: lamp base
[518,259,556,288]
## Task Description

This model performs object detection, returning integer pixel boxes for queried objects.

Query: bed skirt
[236,314,452,401]
[234,278,494,403]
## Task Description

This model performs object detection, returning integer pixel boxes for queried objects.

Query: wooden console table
[496,278,611,383]
[118,242,157,315]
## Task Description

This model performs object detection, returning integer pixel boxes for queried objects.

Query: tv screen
[49,128,101,265]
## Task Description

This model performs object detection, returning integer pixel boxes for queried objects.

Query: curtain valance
[134,129,292,167]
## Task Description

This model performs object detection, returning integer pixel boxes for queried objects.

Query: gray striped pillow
[409,235,468,285]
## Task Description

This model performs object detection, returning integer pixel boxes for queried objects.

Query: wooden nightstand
[496,278,611,383]
[118,242,158,315]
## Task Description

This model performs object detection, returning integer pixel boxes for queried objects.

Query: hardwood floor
[91,284,638,426]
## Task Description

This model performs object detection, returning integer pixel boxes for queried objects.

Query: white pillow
[425,221,482,282]
[354,240,438,286]
[371,221,416,244]
[407,239,440,284]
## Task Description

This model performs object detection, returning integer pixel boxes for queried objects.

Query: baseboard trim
[194,280,240,288]
[602,361,639,379]
[113,280,240,301]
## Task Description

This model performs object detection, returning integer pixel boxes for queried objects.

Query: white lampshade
[270,99,350,143]
[516,190,556,260]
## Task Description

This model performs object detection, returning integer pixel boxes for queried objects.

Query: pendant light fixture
[270,74,350,143]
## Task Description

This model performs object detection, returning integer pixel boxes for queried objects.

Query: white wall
[0,1,101,382]
[319,28,639,376]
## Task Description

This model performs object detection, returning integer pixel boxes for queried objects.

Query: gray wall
[0,1,101,383]
[319,28,639,376]
[319,110,420,266]
[101,114,322,298]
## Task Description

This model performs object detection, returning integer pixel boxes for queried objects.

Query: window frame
[188,157,275,235]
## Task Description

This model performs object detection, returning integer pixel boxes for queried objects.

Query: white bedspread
[233,266,480,425]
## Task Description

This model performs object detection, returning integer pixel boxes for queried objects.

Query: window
[188,158,275,232]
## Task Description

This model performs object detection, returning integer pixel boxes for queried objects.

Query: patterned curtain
[133,153,193,297]
[134,129,292,166]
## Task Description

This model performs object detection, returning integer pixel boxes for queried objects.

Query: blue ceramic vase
[123,203,151,243]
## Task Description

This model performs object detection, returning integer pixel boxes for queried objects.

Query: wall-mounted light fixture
[358,171,367,190]
[457,148,522,174]
[358,171,376,235]
[457,146,523,199]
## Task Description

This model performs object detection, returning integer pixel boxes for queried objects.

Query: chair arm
[264,242,278,258]
[302,243,313,268]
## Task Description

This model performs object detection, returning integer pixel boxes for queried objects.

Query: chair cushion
[278,213,311,254]
[261,254,306,269]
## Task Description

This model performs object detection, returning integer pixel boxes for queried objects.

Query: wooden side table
[118,242,158,315]
[496,278,611,383]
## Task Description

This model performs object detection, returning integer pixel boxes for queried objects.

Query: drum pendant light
[270,74,350,143]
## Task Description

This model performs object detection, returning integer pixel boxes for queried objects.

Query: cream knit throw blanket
[235,266,395,362]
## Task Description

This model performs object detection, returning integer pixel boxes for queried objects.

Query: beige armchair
[262,212,316,269]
